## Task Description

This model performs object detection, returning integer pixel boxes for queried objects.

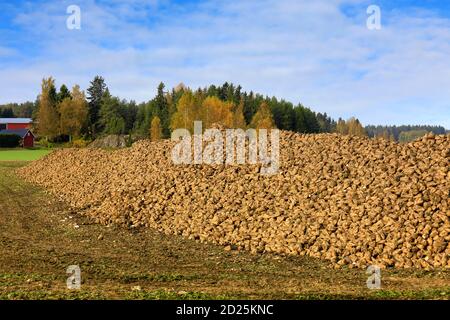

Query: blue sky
[0,0,449,128]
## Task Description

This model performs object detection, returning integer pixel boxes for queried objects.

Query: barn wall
[7,123,30,130]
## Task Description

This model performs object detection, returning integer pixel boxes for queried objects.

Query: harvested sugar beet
[18,132,450,269]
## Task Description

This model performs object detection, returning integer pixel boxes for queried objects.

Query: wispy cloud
[0,0,449,128]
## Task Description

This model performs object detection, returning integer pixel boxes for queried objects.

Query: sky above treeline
[0,0,449,128]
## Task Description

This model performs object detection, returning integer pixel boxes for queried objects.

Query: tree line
[133,82,338,139]
[365,125,447,141]
[1,76,447,142]
[5,77,345,142]
[0,102,35,118]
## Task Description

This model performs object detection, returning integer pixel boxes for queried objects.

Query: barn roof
[0,129,34,138]
[0,118,33,124]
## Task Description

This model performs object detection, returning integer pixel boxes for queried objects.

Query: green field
[0,149,52,161]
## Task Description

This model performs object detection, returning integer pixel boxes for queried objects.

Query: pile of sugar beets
[19,131,450,269]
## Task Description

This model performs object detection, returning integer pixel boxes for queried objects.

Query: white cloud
[0,0,449,128]
[0,46,17,57]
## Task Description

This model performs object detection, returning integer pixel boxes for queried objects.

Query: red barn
[0,118,33,130]
[0,129,35,147]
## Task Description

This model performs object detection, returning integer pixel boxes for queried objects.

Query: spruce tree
[154,82,170,138]
[57,84,72,103]
[87,76,107,136]
[99,89,126,135]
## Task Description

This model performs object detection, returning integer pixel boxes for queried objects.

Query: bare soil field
[1,162,449,299]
